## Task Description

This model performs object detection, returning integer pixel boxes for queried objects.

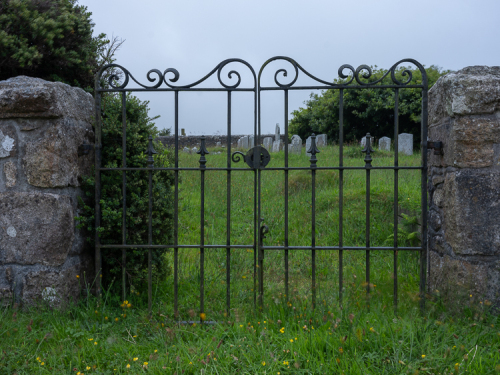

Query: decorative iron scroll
[96,57,427,91]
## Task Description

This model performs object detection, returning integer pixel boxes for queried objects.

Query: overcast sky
[80,0,500,136]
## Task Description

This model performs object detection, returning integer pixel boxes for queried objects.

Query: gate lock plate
[232,146,271,169]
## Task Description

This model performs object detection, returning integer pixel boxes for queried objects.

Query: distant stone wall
[157,134,287,149]
[428,66,500,306]
[0,76,95,306]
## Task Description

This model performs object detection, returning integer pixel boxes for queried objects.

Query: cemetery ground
[2,145,500,374]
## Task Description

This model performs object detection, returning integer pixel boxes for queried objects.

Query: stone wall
[428,66,500,306]
[157,134,287,149]
[0,76,95,306]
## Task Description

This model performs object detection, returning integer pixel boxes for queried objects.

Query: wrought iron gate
[94,57,429,315]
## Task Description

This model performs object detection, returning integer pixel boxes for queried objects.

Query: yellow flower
[94,341,97,345]
[369,327,375,332]
[41,362,45,365]
[154,350,157,353]
[280,327,285,333]
[239,325,243,328]
[290,339,294,343]
[295,337,297,340]
[200,312,206,321]
[76,275,80,278]
[189,362,193,365]
[264,321,266,323]
[95,310,98,314]
[133,357,138,361]
[126,364,130,369]
[105,317,108,320]
[262,361,266,366]
[143,362,148,366]
[127,303,132,308]
[115,318,119,322]
[421,354,426,358]
[86,367,91,370]
[88,338,93,341]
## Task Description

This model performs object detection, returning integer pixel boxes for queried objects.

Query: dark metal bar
[307,135,320,309]
[97,84,425,93]
[361,134,374,297]
[226,91,231,315]
[198,137,210,321]
[99,166,423,172]
[147,136,156,315]
[284,90,289,300]
[338,89,344,306]
[394,89,399,312]
[94,79,102,299]
[258,172,263,310]
[98,244,422,251]
[421,82,429,312]
[121,92,127,303]
[174,91,179,316]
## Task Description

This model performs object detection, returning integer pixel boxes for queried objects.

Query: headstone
[272,140,282,153]
[275,124,280,141]
[398,133,413,155]
[361,135,374,147]
[263,137,273,151]
[237,138,242,149]
[290,135,302,154]
[316,134,327,147]
[248,135,255,148]
[216,141,221,147]
[192,147,198,154]
[240,136,249,150]
[183,147,190,153]
[378,136,391,151]
[306,136,312,156]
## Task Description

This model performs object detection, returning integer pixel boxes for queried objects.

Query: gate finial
[147,135,157,168]
[307,133,320,168]
[362,133,374,168]
[197,136,210,168]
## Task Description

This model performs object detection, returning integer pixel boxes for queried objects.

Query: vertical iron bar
[121,92,127,303]
[258,170,263,310]
[284,90,289,300]
[421,84,429,313]
[226,91,231,315]
[255,86,260,310]
[366,168,370,297]
[94,81,102,299]
[174,91,179,316]
[200,165,205,319]
[147,136,154,316]
[311,168,316,309]
[339,89,344,306]
[394,89,399,313]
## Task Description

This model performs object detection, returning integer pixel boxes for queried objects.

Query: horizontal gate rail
[94,57,428,317]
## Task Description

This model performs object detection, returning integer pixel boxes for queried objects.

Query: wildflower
[200,312,206,321]
[105,317,108,320]
[242,276,246,279]
[240,325,243,328]
[88,338,93,341]
[264,321,266,323]
[339,347,343,354]
[295,337,297,340]
[421,355,426,358]
[262,361,266,366]
[290,339,294,343]
[76,275,80,279]
[280,327,285,333]
[94,341,97,345]
[143,362,148,366]
[115,318,119,322]
[154,350,157,353]
[126,364,130,369]
[86,367,91,370]
[41,362,45,365]
[336,358,340,364]
[189,362,192,365]
[95,310,98,314]
[369,327,375,332]
[127,303,132,308]
[133,358,138,361]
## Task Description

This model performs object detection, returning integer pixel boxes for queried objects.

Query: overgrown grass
[3,145,499,374]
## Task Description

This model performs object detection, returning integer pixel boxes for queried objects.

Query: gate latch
[232,146,271,169]
[428,141,443,155]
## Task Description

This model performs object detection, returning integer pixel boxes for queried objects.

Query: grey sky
[81,0,500,135]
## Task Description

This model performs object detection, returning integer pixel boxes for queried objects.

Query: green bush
[77,93,175,294]
[0,0,107,90]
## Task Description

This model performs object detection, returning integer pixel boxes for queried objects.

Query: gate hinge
[428,141,443,155]
[78,142,94,156]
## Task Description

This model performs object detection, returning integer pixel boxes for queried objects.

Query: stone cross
[378,136,391,151]
[398,133,413,155]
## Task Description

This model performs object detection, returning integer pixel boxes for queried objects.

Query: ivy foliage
[289,65,448,145]
[77,93,175,292]
[0,0,107,91]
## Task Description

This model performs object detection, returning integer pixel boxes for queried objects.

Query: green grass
[3,145,499,374]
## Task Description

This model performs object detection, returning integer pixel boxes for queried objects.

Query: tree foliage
[289,66,448,145]
[0,0,107,90]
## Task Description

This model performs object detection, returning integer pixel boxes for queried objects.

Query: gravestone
[361,135,374,147]
[237,138,242,149]
[263,137,273,151]
[378,136,391,151]
[240,136,249,150]
[216,141,221,147]
[398,133,413,155]
[272,140,283,153]
[290,134,302,154]
[316,134,327,147]
[275,124,280,141]
[248,135,255,148]
[306,136,312,156]
[192,147,198,154]
[183,147,190,153]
